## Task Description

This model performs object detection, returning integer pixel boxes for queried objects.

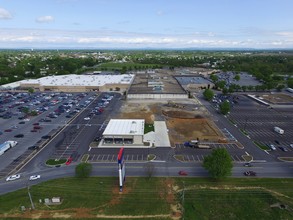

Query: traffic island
[174,155,185,162]
[242,155,253,162]
[45,159,66,167]
[278,157,293,162]
[147,154,156,161]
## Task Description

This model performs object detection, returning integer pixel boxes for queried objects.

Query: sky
[0,0,292,49]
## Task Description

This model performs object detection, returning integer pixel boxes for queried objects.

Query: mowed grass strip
[1,177,293,219]
[177,178,293,220]
[183,189,292,220]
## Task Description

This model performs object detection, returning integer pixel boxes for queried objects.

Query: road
[0,161,292,195]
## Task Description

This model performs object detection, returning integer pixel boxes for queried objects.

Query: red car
[66,157,73,165]
[4,129,12,132]
[178,171,188,176]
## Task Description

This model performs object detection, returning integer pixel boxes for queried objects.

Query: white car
[29,175,41,181]
[84,117,90,121]
[6,174,20,181]
[269,144,277,151]
[290,144,293,149]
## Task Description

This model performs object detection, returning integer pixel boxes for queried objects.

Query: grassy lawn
[0,177,293,219]
[144,123,155,133]
[180,178,293,220]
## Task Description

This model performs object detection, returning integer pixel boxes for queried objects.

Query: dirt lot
[260,93,293,104]
[117,99,225,145]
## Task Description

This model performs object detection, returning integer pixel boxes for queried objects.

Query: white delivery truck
[274,127,284,134]
[0,141,18,156]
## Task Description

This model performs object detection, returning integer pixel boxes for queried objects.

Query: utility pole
[27,184,35,210]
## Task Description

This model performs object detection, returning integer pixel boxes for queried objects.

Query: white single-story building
[102,119,145,146]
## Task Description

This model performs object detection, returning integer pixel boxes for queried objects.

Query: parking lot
[228,95,293,156]
[0,91,115,176]
[174,142,246,162]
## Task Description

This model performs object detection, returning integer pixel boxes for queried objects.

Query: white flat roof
[103,119,145,136]
[19,74,134,87]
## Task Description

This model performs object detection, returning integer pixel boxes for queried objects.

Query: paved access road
[0,161,292,196]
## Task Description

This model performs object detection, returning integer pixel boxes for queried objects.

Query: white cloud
[0,28,292,49]
[0,7,12,19]
[36,15,55,23]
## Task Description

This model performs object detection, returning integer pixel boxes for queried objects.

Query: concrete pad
[153,121,171,147]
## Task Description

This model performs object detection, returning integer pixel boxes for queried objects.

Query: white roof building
[16,74,134,92]
[102,119,145,146]
[20,74,134,87]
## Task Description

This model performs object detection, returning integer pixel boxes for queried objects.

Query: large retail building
[4,74,135,93]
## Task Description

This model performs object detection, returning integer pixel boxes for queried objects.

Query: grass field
[0,177,292,219]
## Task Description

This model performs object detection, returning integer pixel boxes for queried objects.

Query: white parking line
[88,147,92,152]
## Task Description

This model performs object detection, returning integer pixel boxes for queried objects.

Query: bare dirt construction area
[117,99,225,145]
[260,93,293,104]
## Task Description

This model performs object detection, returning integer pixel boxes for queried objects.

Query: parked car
[28,146,39,150]
[18,121,25,124]
[41,135,51,139]
[66,157,73,165]
[178,170,188,176]
[31,129,38,132]
[6,174,20,181]
[279,146,288,152]
[290,144,293,149]
[29,175,41,181]
[4,129,12,132]
[84,117,90,121]
[269,144,277,151]
[244,171,256,176]
[33,122,39,126]
[275,140,280,145]
[14,134,24,138]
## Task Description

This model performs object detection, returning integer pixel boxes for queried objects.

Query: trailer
[274,127,284,134]
[0,141,18,156]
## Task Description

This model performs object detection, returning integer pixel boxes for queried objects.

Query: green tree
[287,78,293,88]
[220,100,230,115]
[28,87,34,94]
[234,74,240,81]
[210,74,218,82]
[22,107,30,114]
[276,84,285,92]
[75,163,92,178]
[216,80,226,90]
[203,148,233,180]
[222,87,229,95]
[203,89,214,101]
